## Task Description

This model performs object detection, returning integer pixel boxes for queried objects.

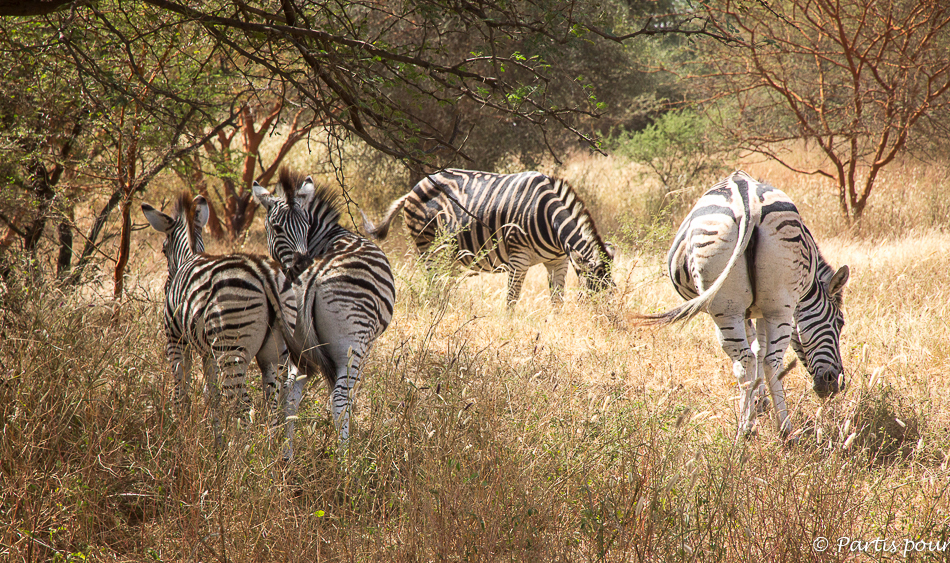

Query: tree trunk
[64,188,123,286]
[56,218,73,278]
[113,195,132,300]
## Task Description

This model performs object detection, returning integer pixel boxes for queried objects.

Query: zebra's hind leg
[748,320,771,415]
[204,348,251,448]
[168,340,193,418]
[715,317,760,439]
[329,346,368,453]
[255,334,283,427]
[281,370,308,462]
[201,354,225,449]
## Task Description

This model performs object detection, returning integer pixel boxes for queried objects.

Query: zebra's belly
[454,231,559,273]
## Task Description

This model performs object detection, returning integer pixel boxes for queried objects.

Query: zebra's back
[165,254,294,354]
[297,232,395,344]
[404,169,572,271]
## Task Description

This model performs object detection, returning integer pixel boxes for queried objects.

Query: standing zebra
[636,171,849,439]
[362,169,615,308]
[142,192,325,438]
[252,168,395,456]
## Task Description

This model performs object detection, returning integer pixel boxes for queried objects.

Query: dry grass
[3,151,950,562]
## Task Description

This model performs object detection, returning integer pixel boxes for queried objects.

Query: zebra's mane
[552,178,609,254]
[174,191,201,253]
[277,167,308,208]
[277,167,343,226]
[306,183,343,227]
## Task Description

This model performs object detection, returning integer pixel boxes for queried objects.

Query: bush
[610,108,733,220]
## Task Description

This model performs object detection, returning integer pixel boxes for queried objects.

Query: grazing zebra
[252,168,396,457]
[636,170,849,439]
[142,193,325,437]
[362,169,615,308]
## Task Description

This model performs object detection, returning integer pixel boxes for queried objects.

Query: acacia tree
[693,0,950,222]
[0,3,244,294]
[181,92,315,240]
[127,0,726,167]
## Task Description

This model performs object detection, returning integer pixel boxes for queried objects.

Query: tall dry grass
[2,150,950,561]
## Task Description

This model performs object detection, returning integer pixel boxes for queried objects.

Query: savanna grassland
[3,152,950,562]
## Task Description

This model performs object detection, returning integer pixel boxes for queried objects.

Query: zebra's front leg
[715,318,759,438]
[545,258,569,307]
[759,318,795,439]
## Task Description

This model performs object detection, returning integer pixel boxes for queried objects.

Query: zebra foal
[362,169,615,308]
[636,171,849,439]
[252,168,395,457]
[142,192,323,437]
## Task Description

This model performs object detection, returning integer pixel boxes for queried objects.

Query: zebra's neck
[305,195,347,256]
[547,180,606,260]
[308,223,351,256]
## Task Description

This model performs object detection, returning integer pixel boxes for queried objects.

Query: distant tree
[692,0,950,222]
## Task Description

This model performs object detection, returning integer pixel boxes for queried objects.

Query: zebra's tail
[263,274,335,382]
[634,195,760,328]
[362,194,410,240]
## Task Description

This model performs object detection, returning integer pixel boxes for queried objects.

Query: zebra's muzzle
[813,370,845,398]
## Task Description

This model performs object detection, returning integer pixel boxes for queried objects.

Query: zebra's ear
[828,265,849,295]
[141,203,174,234]
[193,196,210,230]
[252,181,276,211]
[298,176,316,205]
[604,242,617,261]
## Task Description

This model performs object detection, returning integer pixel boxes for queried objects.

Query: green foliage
[611,108,733,219]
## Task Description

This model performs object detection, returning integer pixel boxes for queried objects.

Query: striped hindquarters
[165,254,295,358]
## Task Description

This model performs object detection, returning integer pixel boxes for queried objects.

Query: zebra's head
[252,168,315,274]
[792,264,850,398]
[141,193,209,278]
[569,242,616,294]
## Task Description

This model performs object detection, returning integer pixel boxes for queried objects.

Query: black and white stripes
[362,169,615,308]
[142,193,317,434]
[253,168,396,457]
[637,170,849,439]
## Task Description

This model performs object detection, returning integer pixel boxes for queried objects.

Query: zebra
[142,192,326,440]
[361,169,615,308]
[252,168,396,457]
[635,170,849,439]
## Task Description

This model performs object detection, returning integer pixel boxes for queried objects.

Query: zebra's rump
[164,254,291,351]
[296,233,395,334]
[667,173,817,306]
